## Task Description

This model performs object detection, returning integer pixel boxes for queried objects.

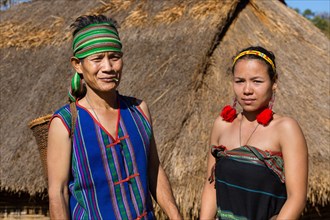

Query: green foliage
[301,9,330,39]
[293,8,300,14]
[303,9,314,19]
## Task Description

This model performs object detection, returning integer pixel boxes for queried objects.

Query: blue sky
[285,0,330,14]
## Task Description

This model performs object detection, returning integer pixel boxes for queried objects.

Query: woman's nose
[243,82,253,94]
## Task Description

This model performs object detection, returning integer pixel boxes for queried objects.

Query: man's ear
[71,57,83,73]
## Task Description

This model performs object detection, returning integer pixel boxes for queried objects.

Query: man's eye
[91,57,102,61]
[112,54,122,59]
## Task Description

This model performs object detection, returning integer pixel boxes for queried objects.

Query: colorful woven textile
[211,145,287,220]
[72,23,122,59]
[51,94,155,220]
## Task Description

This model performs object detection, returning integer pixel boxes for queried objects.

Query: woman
[47,14,182,220]
[200,46,308,220]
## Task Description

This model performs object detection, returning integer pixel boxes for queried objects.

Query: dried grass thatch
[1,0,329,218]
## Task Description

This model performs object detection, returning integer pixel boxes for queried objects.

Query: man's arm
[148,135,182,219]
[47,117,71,219]
[139,101,182,220]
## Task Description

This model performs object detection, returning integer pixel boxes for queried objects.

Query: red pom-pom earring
[256,92,275,126]
[220,98,237,122]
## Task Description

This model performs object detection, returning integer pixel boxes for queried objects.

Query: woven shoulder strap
[69,102,77,138]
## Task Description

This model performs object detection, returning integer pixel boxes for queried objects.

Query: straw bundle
[154,5,186,24]
[87,0,133,15]
[0,18,69,49]
[189,0,223,20]
[308,161,330,206]
[122,6,148,28]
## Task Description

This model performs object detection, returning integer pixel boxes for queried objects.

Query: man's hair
[71,14,119,37]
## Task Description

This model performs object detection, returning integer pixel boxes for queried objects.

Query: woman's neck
[241,108,265,122]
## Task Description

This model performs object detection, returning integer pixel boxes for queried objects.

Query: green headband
[72,22,122,59]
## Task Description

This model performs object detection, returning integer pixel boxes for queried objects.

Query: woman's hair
[232,46,277,82]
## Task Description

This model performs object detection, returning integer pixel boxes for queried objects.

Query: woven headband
[233,50,276,73]
[69,22,122,102]
[72,22,122,59]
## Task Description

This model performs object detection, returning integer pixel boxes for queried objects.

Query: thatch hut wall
[0,0,329,218]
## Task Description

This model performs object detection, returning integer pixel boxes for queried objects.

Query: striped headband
[233,50,276,73]
[72,22,122,59]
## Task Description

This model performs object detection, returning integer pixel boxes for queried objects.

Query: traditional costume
[211,145,286,220]
[51,94,155,219]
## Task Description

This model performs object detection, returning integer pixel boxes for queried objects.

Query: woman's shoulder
[212,113,238,133]
[272,114,300,129]
[272,114,304,139]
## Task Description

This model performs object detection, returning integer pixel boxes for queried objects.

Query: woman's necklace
[86,95,102,123]
[239,114,260,146]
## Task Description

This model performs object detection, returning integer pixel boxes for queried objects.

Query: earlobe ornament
[256,92,275,126]
[220,98,238,122]
[220,94,275,126]
[68,72,82,102]
[256,109,273,126]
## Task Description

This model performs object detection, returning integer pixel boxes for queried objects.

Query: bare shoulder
[213,114,232,130]
[273,114,302,133]
[273,114,307,152]
[210,114,235,145]
[49,116,68,132]
[48,116,71,141]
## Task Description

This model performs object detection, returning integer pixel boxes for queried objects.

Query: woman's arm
[139,101,182,220]
[200,149,217,219]
[276,117,308,219]
[200,116,223,219]
[47,117,72,219]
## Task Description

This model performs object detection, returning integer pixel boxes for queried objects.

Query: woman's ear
[272,81,278,91]
[71,57,83,73]
[272,73,278,91]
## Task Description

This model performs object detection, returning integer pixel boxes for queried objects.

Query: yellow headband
[233,50,276,73]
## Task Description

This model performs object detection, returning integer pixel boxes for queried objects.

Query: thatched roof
[1,0,329,218]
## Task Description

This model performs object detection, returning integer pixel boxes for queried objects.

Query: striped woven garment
[51,94,155,220]
[211,145,287,220]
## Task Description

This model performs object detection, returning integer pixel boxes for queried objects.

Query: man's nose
[102,58,113,71]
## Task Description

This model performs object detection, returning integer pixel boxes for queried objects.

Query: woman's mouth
[242,99,255,105]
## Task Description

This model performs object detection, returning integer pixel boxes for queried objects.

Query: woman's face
[233,59,276,112]
[74,51,123,93]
